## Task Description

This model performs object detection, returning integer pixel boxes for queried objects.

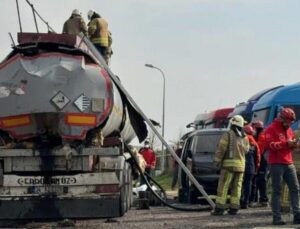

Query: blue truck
[228,86,283,123]
[252,83,300,129]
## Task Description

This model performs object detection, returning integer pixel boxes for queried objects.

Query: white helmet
[72,9,80,16]
[230,115,245,128]
[87,10,94,20]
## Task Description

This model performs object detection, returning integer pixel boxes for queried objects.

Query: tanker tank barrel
[80,35,215,209]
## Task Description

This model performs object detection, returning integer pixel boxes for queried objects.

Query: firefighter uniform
[213,124,249,214]
[62,10,87,36]
[87,11,110,64]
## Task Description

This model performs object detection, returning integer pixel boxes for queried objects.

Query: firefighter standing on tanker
[87,10,112,65]
[62,9,87,36]
[211,115,250,215]
[139,140,156,185]
[264,107,300,225]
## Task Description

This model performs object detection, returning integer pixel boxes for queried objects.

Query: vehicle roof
[229,85,284,118]
[194,112,209,123]
[253,83,300,111]
[188,128,227,138]
[247,85,284,102]
[206,108,233,119]
[228,102,248,118]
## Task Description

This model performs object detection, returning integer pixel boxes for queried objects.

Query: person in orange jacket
[250,120,269,207]
[241,125,261,209]
[139,140,156,185]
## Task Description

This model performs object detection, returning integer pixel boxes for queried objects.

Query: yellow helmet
[230,115,245,128]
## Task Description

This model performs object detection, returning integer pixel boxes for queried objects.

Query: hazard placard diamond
[51,91,70,110]
[74,94,91,112]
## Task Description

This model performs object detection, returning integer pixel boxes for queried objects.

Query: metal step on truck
[0,139,132,220]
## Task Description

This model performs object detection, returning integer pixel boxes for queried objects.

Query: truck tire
[126,165,133,209]
[119,163,130,216]
[119,185,126,216]
[188,184,199,204]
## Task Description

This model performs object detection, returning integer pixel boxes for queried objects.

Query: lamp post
[145,64,166,171]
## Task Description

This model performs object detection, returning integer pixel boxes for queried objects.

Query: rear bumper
[0,195,121,219]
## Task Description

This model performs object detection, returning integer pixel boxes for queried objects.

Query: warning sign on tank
[51,91,70,110]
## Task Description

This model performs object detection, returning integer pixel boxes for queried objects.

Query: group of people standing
[62,9,112,65]
[212,108,300,225]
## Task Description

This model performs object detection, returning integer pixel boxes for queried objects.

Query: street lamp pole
[145,64,166,171]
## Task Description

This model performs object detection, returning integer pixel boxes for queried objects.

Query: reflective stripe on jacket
[88,17,109,47]
[214,130,250,172]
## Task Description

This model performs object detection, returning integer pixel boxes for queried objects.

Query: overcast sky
[1,0,300,144]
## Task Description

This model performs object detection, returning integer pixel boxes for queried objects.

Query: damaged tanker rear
[0,33,146,220]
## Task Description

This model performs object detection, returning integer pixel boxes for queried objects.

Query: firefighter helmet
[244,125,255,135]
[279,108,296,123]
[87,10,94,20]
[72,9,80,16]
[252,120,264,129]
[230,115,245,128]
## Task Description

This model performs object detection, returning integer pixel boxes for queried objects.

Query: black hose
[126,145,212,212]
[144,172,167,200]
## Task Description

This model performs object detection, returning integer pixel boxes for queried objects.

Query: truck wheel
[188,184,198,204]
[119,185,126,216]
[126,166,133,209]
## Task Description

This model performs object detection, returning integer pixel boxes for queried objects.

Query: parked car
[178,128,227,204]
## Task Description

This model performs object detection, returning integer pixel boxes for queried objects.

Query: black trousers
[242,173,254,205]
[140,167,152,185]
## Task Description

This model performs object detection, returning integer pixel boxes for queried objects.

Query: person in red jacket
[264,108,300,225]
[139,140,156,185]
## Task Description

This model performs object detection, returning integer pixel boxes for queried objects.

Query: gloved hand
[213,161,221,169]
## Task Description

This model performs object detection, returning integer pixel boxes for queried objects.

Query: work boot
[259,201,268,207]
[228,208,238,215]
[248,202,257,208]
[293,213,300,224]
[273,218,286,225]
[211,207,225,216]
[240,203,248,209]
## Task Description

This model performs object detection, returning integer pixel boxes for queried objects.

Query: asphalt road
[23,205,300,229]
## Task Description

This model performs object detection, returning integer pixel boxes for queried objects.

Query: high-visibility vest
[214,130,250,172]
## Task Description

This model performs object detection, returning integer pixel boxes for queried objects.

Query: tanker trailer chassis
[0,140,133,221]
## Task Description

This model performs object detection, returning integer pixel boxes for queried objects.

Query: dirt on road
[24,205,300,229]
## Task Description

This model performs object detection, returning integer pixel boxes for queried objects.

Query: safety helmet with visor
[251,120,264,129]
[230,115,245,128]
[279,107,296,125]
[72,9,80,16]
[244,124,255,136]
